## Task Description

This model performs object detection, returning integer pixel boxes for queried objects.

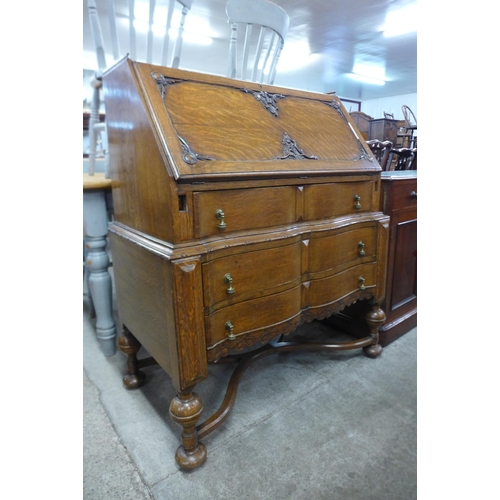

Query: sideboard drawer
[202,241,302,311]
[193,186,296,238]
[389,180,417,210]
[205,285,302,350]
[307,225,377,277]
[303,181,373,220]
[307,263,377,309]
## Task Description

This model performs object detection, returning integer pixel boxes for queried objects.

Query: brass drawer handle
[410,191,417,199]
[223,273,235,294]
[215,209,226,230]
[358,276,366,290]
[354,194,361,209]
[358,241,365,256]
[225,321,235,340]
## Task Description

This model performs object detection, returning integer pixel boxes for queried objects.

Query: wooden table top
[83,173,112,190]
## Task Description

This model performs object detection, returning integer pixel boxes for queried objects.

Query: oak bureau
[103,57,390,470]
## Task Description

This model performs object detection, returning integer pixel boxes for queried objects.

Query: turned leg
[169,391,207,470]
[363,304,385,358]
[118,326,146,389]
[83,189,116,357]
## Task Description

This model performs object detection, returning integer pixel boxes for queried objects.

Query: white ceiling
[82,0,417,102]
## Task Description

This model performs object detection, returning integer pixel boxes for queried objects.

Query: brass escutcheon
[358,276,366,290]
[225,321,235,340]
[215,209,226,230]
[223,274,235,294]
[354,194,361,209]
[358,241,365,256]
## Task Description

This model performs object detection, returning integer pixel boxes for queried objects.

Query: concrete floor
[83,287,417,499]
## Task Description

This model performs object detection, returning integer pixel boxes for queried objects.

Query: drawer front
[193,186,296,238]
[307,263,377,309]
[307,225,377,276]
[202,241,302,311]
[390,180,417,210]
[303,181,373,220]
[205,285,302,349]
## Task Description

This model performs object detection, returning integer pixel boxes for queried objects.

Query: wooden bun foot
[170,391,207,469]
[118,326,146,389]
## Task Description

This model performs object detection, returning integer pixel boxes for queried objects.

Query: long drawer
[205,262,377,354]
[192,180,377,238]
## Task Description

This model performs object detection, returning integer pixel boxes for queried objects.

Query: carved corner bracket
[274,133,319,161]
[178,136,216,165]
[151,71,183,99]
[241,89,286,117]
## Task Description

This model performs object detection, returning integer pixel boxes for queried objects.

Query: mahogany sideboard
[103,57,390,469]
[327,171,417,346]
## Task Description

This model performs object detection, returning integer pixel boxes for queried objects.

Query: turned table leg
[118,326,146,389]
[363,304,385,358]
[83,189,116,357]
[169,391,207,469]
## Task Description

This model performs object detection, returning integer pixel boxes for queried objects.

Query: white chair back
[86,0,194,175]
[226,0,290,85]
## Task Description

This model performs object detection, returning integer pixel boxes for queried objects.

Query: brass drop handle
[358,241,365,256]
[215,209,226,230]
[354,194,361,209]
[225,320,235,340]
[358,276,366,290]
[410,191,417,199]
[224,273,235,294]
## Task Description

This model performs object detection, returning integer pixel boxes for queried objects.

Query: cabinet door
[386,208,417,316]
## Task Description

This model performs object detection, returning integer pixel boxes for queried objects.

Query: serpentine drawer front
[103,58,390,470]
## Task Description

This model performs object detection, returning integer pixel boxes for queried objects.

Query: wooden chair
[86,0,194,176]
[402,104,417,148]
[366,139,393,171]
[226,0,290,85]
[388,147,417,171]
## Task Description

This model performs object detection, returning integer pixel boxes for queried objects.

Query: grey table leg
[83,189,116,357]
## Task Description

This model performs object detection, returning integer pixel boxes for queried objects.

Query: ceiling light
[382,4,417,37]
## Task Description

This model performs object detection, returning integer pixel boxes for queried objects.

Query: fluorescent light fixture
[349,63,386,85]
[382,4,417,37]
[348,72,386,85]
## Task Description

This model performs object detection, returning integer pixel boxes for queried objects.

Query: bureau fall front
[103,57,389,469]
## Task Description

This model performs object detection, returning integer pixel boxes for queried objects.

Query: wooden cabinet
[378,171,417,345]
[326,171,416,346]
[103,58,390,470]
[369,118,399,143]
[349,111,372,139]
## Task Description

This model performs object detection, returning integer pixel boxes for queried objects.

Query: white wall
[361,93,417,122]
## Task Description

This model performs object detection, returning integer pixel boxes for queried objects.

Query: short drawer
[389,180,417,210]
[193,186,297,238]
[205,285,302,350]
[307,225,377,277]
[307,262,377,309]
[202,241,302,312]
[303,181,373,220]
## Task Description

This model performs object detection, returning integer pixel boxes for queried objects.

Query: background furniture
[388,147,417,171]
[402,104,417,148]
[103,58,390,470]
[226,0,290,84]
[86,0,194,175]
[366,139,393,171]
[368,117,399,144]
[349,111,373,140]
[326,170,416,346]
[83,172,116,357]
